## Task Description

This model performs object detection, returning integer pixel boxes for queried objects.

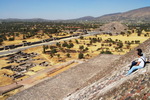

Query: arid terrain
[0,27,149,100]
[0,20,150,100]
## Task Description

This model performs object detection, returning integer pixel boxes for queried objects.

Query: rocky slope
[64,39,150,100]
[7,55,121,100]
[95,7,150,23]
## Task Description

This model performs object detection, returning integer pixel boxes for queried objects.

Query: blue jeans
[126,66,143,75]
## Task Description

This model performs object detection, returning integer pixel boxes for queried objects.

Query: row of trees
[0,22,101,45]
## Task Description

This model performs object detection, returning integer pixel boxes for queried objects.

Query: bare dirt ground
[7,54,121,100]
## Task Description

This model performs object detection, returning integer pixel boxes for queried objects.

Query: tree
[56,42,61,47]
[57,54,60,58]
[79,45,84,51]
[69,43,74,48]
[100,51,112,54]
[0,38,3,45]
[86,54,90,57]
[135,40,140,44]
[97,37,102,42]
[75,39,79,44]
[62,41,68,47]
[84,47,89,51]
[101,43,104,47]
[50,53,53,58]
[16,33,20,37]
[117,42,123,48]
[115,39,118,42]
[66,53,71,58]
[69,40,72,42]
[78,53,84,59]
[43,45,46,53]
[50,46,55,50]
[90,40,93,44]
[79,36,84,40]
[131,41,134,44]
[144,34,147,37]
[9,37,14,41]
[120,32,125,36]
[51,48,57,56]
[126,44,131,49]
[137,29,142,36]
[109,43,112,47]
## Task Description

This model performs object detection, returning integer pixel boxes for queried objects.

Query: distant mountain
[95,7,150,22]
[70,16,95,21]
[0,6,150,23]
[0,18,50,22]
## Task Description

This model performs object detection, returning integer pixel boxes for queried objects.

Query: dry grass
[29,66,46,72]
[0,87,20,100]
[23,32,149,66]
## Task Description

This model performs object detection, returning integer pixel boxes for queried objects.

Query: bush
[75,39,79,44]
[9,37,14,41]
[51,49,57,54]
[79,45,84,51]
[66,53,71,58]
[78,53,84,59]
[56,42,61,47]
[62,41,68,47]
[100,51,113,54]
[79,36,84,39]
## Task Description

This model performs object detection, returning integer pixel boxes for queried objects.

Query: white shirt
[138,57,145,67]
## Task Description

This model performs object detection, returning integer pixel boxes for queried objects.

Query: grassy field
[40,32,149,62]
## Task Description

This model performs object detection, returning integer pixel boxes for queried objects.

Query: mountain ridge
[0,6,150,22]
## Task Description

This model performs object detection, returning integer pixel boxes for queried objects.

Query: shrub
[78,53,84,59]
[75,39,79,44]
[66,53,71,58]
[9,37,14,41]
[79,36,84,39]
[100,51,113,54]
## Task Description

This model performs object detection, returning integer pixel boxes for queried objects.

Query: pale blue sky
[0,0,149,19]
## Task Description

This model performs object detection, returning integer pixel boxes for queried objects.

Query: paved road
[0,33,96,56]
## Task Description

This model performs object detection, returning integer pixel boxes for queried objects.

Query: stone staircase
[64,39,150,100]
[64,62,150,100]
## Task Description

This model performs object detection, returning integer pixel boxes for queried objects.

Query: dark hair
[137,48,142,53]
[137,52,143,56]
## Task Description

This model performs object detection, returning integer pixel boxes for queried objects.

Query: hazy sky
[0,0,149,19]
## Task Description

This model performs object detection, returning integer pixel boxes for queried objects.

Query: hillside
[69,16,95,21]
[95,7,150,23]
[99,21,128,33]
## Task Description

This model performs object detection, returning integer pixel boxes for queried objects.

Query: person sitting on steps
[130,48,146,69]
[126,52,146,76]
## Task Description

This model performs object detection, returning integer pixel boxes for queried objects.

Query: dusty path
[7,54,121,100]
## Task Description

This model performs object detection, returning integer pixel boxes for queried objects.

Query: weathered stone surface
[7,54,120,100]
[64,39,150,100]
[7,39,150,100]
